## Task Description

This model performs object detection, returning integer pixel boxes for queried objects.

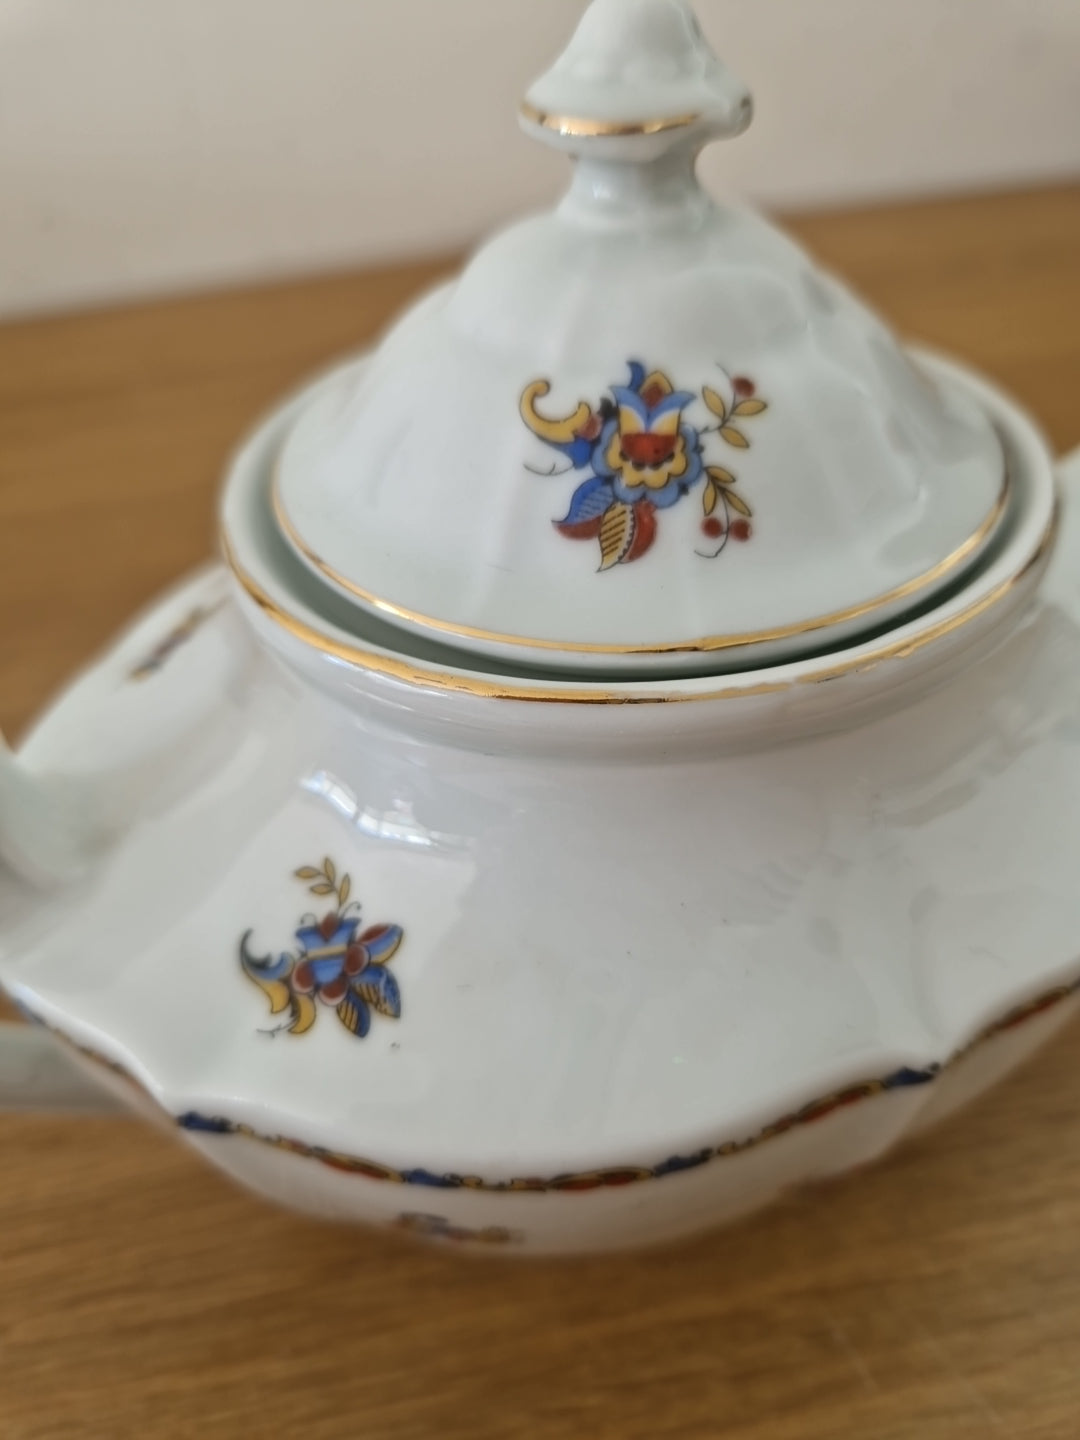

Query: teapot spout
[0,733,98,883]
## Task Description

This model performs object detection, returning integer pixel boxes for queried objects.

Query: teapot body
[1,399,1078,1251]
[1,0,1076,1257]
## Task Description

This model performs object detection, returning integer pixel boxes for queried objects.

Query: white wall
[1,0,1078,319]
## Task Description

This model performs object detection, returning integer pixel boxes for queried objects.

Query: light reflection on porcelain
[0,0,1079,1256]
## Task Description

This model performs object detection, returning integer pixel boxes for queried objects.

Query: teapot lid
[271,0,1006,676]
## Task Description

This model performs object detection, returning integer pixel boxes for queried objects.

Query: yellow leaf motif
[311,883,336,896]
[725,490,753,518]
[294,867,320,880]
[703,480,718,516]
[520,380,593,445]
[261,978,293,1017]
[323,858,336,883]
[338,874,351,908]
[707,466,737,487]
[703,386,728,420]
[733,399,767,417]
[720,426,749,449]
[598,503,636,571]
[290,994,317,1035]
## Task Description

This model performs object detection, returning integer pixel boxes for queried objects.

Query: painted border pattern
[34,976,1077,1196]
[128,600,224,681]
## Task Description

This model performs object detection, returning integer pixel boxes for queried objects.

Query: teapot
[2,0,1078,1255]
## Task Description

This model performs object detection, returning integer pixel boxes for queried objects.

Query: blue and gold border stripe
[24,976,1080,1196]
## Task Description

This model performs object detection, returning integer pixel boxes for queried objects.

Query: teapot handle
[0,566,234,884]
[0,568,236,1109]
[0,1022,124,1113]
[0,739,144,1111]
[0,735,104,882]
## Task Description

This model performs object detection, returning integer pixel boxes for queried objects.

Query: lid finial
[521,0,752,152]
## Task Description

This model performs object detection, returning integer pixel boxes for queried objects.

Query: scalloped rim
[16,975,1079,1194]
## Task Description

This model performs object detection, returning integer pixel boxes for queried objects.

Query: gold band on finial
[519,101,700,138]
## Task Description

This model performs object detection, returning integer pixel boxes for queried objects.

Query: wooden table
[1,186,1078,1439]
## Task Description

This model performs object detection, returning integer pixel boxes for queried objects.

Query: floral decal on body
[240,860,404,1039]
[520,361,767,569]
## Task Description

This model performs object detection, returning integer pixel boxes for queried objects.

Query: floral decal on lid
[240,860,404,1039]
[521,361,767,569]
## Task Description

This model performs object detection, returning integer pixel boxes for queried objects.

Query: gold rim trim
[271,470,1012,658]
[221,498,1058,707]
[519,101,700,138]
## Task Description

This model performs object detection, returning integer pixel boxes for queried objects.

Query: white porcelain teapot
[1,0,1078,1255]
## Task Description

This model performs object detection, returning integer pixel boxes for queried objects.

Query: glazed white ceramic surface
[0,433,1073,1254]
[0,0,1075,1258]
[274,0,1005,675]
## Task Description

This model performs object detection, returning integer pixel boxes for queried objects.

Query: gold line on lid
[220,495,1057,708]
[519,101,700,138]
[271,463,1012,659]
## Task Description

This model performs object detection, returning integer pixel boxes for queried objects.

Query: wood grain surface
[1,185,1079,1440]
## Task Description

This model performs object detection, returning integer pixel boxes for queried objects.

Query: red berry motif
[701,517,725,539]
[319,913,339,941]
[731,520,752,541]
[319,975,349,1005]
[733,377,755,398]
[344,943,368,976]
[292,959,315,995]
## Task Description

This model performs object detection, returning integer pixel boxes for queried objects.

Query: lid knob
[521,0,752,154]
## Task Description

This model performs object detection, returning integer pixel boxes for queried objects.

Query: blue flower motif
[592,417,707,509]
